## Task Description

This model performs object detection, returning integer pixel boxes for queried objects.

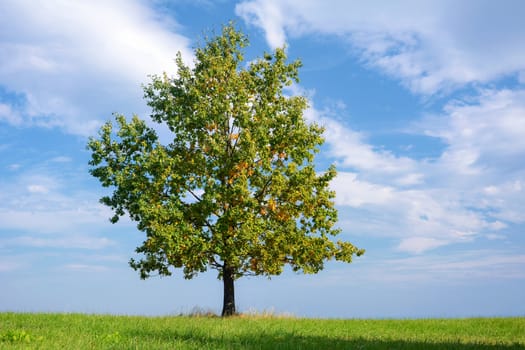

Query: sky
[1,0,524,319]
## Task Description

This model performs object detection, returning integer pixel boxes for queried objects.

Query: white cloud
[27,184,50,194]
[413,89,525,225]
[317,250,525,287]
[477,180,525,224]
[1,236,115,250]
[0,207,112,234]
[0,260,24,273]
[18,174,59,195]
[0,103,22,125]
[289,84,521,254]
[237,0,525,94]
[64,264,110,272]
[519,71,525,84]
[397,237,449,254]
[332,172,393,207]
[326,117,415,173]
[485,233,506,241]
[302,90,417,176]
[395,173,424,186]
[0,165,118,248]
[0,0,193,136]
[419,89,525,170]
[51,156,72,163]
[235,0,287,49]
[369,251,525,282]
[7,164,21,171]
[337,185,497,252]
[0,163,127,235]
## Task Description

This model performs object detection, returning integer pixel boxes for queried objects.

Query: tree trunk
[221,264,236,317]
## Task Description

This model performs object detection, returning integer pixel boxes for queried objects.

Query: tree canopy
[87,24,364,316]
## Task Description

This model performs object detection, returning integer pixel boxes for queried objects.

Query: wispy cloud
[293,85,519,254]
[237,0,525,94]
[322,250,525,285]
[0,189,118,235]
[0,155,129,236]
[336,185,502,252]
[416,89,525,176]
[0,102,22,125]
[0,0,193,136]
[64,264,110,272]
[396,237,449,255]
[51,156,72,163]
[242,2,525,254]
[0,260,24,273]
[27,184,50,194]
[303,101,417,176]
[378,251,525,282]
[1,236,115,250]
[331,172,394,207]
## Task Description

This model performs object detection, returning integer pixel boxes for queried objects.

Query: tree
[87,24,364,316]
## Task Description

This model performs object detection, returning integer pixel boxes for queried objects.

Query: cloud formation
[1,0,523,259]
[238,1,525,254]
[0,0,193,136]
[295,87,522,253]
[237,0,525,94]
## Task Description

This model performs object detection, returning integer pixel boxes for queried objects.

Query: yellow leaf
[250,258,258,270]
[205,122,217,132]
[276,210,290,221]
[268,199,276,212]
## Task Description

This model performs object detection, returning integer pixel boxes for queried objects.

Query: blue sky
[1,0,524,318]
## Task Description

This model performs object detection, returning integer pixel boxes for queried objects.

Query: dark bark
[221,264,236,317]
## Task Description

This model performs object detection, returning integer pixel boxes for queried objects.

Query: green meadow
[0,313,524,349]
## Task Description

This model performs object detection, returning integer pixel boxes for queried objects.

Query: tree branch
[187,188,203,202]
[255,178,272,200]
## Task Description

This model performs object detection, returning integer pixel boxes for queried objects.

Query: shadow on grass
[124,328,525,350]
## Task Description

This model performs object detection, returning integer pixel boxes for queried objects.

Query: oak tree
[88,24,364,316]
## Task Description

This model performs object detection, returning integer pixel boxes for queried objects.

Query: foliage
[87,23,363,315]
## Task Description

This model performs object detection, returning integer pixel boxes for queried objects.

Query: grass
[0,312,523,349]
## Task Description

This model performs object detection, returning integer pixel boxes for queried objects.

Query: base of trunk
[221,265,236,317]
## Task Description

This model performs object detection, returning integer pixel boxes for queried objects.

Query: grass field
[0,313,523,349]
